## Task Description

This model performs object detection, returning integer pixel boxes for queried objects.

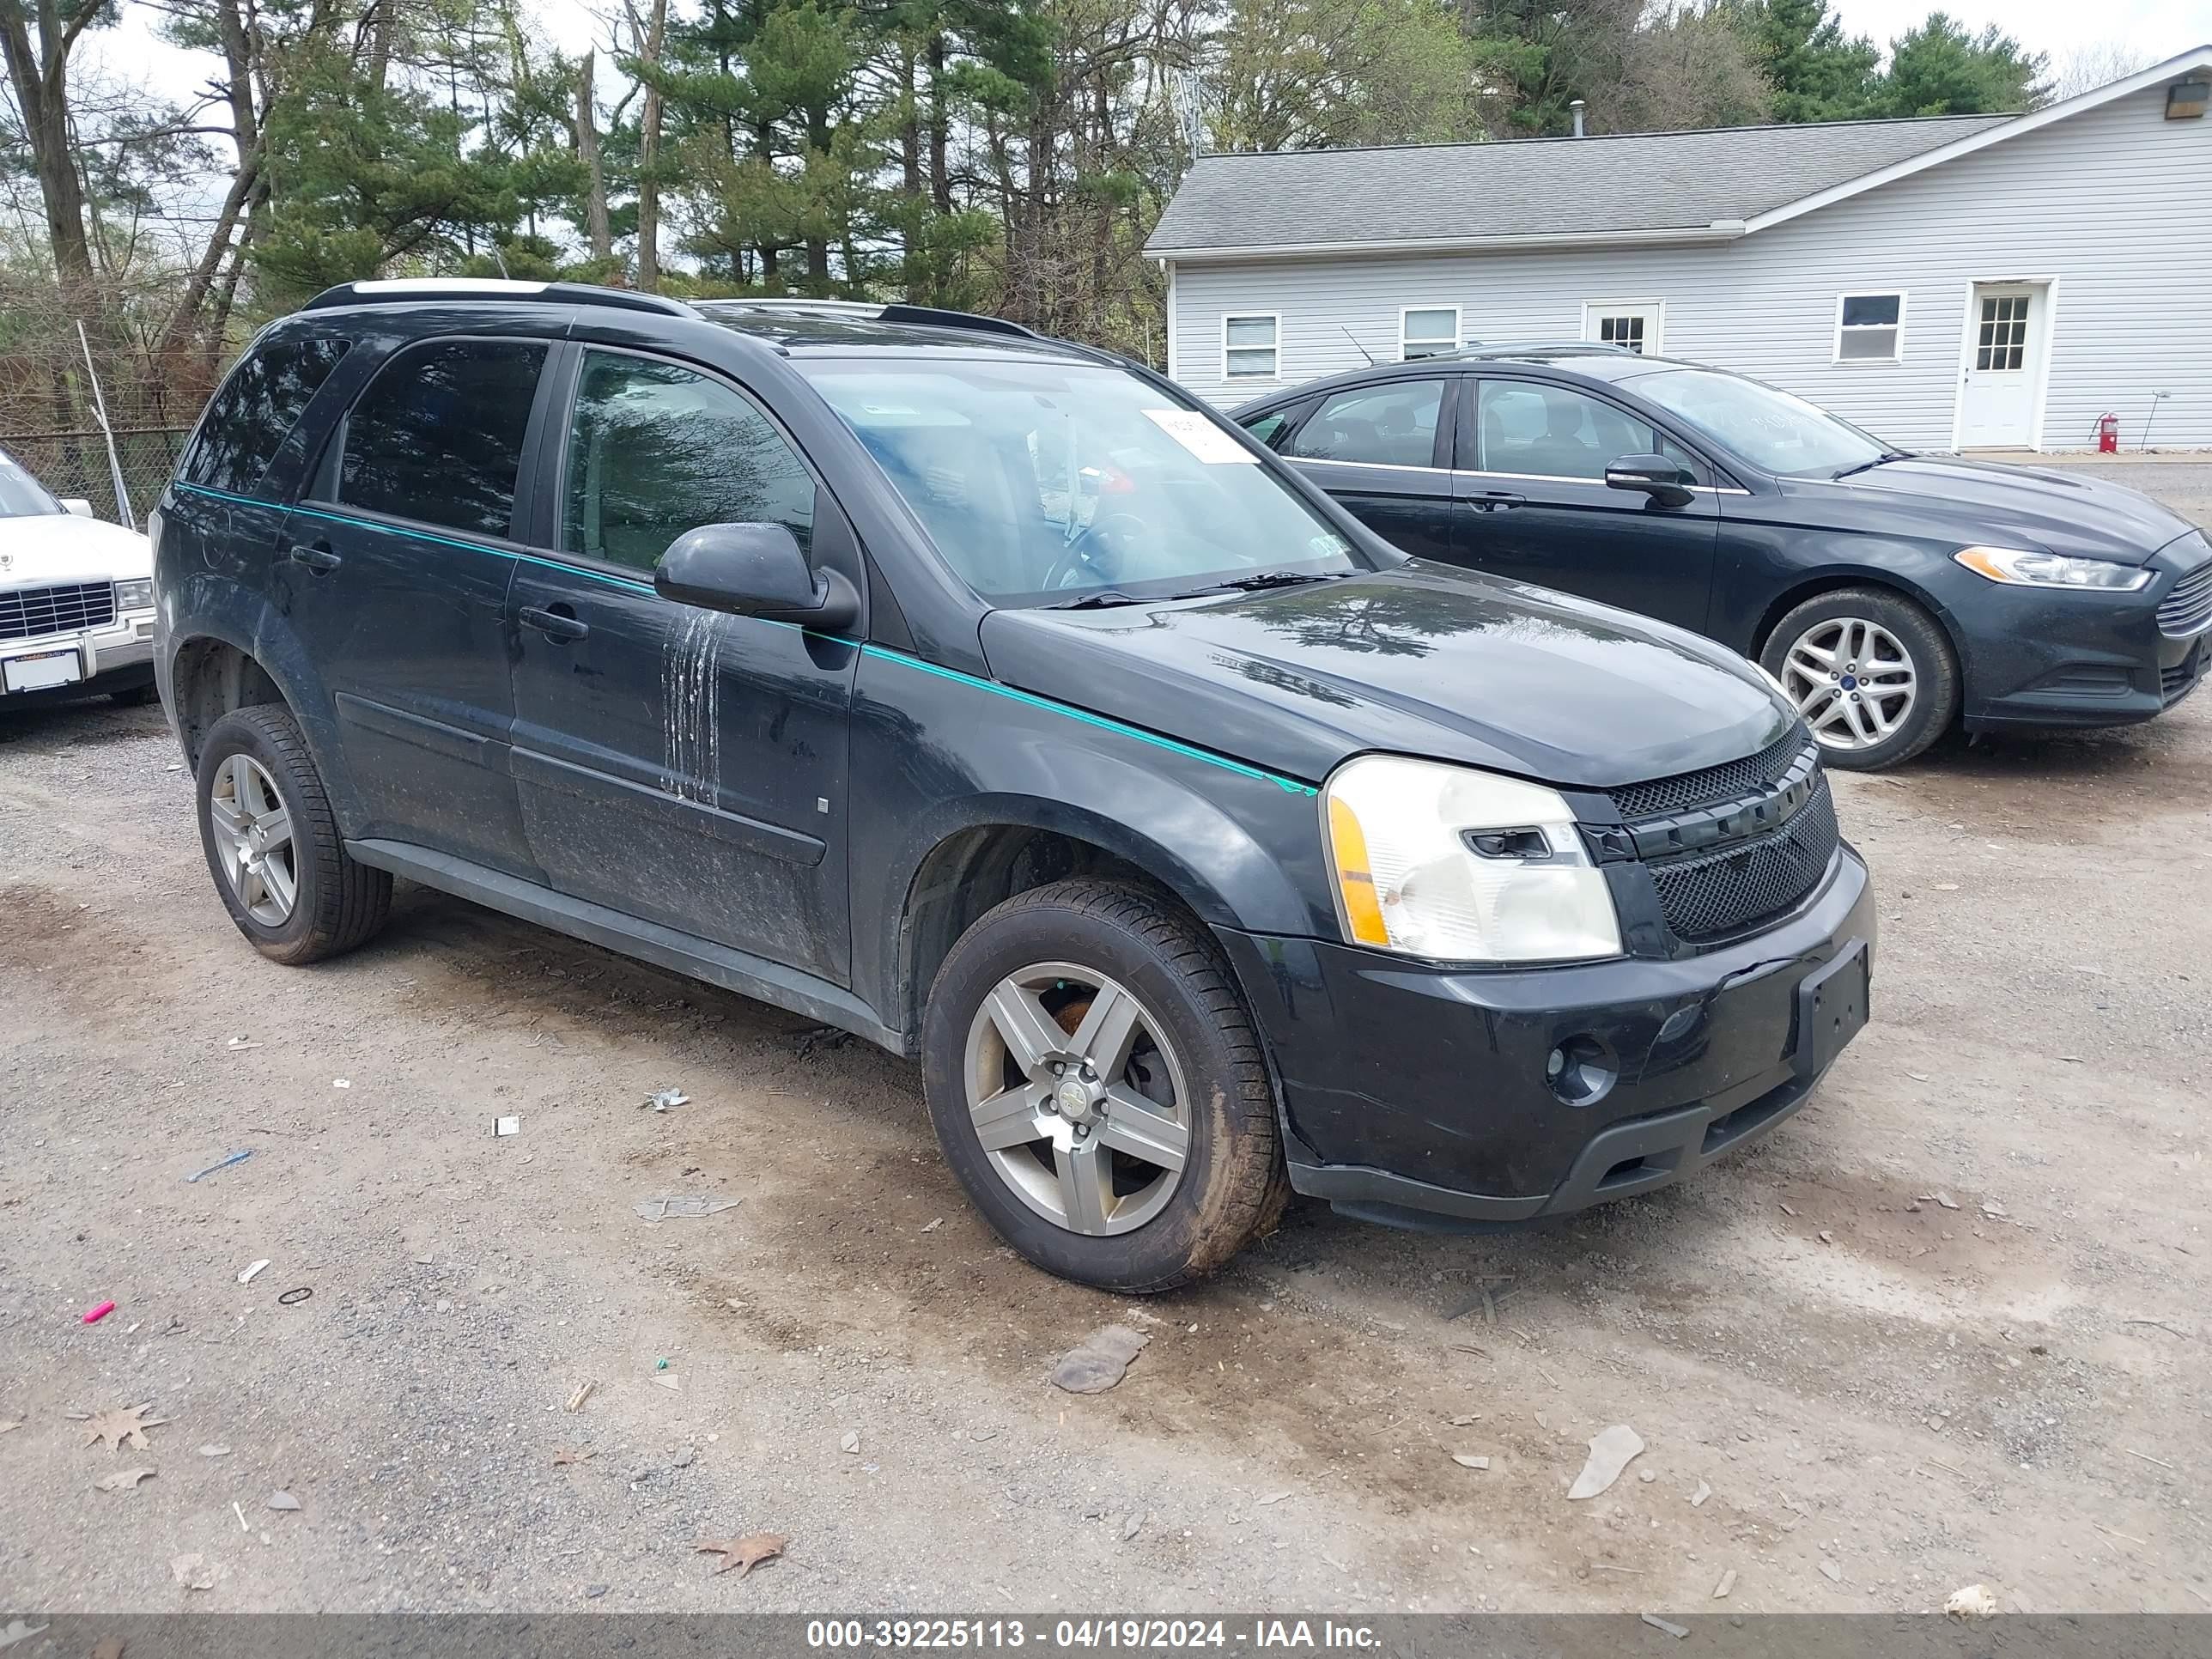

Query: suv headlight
[1322,755,1622,963]
[113,578,154,611]
[1953,546,2150,592]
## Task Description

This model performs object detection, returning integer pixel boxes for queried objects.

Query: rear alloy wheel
[922,878,1290,1291]
[194,704,392,964]
[1762,587,1959,770]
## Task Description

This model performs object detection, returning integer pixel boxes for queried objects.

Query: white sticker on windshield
[1143,408,1260,464]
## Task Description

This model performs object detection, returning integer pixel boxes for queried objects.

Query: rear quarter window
[180,337,351,494]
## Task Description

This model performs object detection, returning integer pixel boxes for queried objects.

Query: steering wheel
[1042,511,1149,592]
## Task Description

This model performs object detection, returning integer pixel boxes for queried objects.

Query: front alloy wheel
[963,963,1192,1236]
[921,878,1290,1291]
[1782,616,1916,754]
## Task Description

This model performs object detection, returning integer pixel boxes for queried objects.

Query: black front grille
[1607,726,1809,820]
[2159,558,2212,638]
[1648,773,1841,943]
[2163,644,2207,708]
[0,580,116,643]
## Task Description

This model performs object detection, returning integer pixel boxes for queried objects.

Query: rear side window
[336,338,546,538]
[181,337,350,493]
[1289,380,1443,468]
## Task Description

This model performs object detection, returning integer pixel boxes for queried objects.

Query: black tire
[1760,586,1960,771]
[194,704,391,965]
[921,878,1290,1293]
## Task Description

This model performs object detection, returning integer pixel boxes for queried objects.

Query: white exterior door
[1583,301,1662,356]
[1955,285,2044,447]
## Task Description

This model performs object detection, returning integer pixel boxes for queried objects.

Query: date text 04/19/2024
[803,1620,1381,1650]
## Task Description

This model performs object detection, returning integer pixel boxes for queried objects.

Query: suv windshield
[799,357,1368,605]
[1629,368,1888,477]
[0,451,63,518]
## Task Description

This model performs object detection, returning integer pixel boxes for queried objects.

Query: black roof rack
[1442,340,1635,360]
[301,279,696,318]
[876,303,1040,340]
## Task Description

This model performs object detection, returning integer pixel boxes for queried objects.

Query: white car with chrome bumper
[0,446,157,706]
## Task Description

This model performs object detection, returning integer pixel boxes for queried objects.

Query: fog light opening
[1547,1034,1617,1106]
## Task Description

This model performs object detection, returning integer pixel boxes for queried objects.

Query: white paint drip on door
[662,608,723,804]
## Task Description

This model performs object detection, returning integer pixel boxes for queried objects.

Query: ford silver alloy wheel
[208,753,298,927]
[1783,617,1917,752]
[963,963,1192,1236]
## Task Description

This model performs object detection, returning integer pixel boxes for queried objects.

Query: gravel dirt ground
[3,469,2209,1617]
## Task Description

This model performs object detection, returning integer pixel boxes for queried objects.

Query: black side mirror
[653,522,860,634]
[1604,453,1697,507]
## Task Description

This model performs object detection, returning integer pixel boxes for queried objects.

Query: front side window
[1290,381,1443,469]
[800,358,1372,605]
[182,337,351,494]
[0,450,62,518]
[1236,407,1300,451]
[563,351,814,571]
[1474,381,1656,480]
[1223,315,1278,380]
[1836,294,1903,362]
[1628,367,1887,477]
[336,338,545,538]
[1401,308,1459,361]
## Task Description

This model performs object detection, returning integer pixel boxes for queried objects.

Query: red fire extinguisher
[2097,412,2120,453]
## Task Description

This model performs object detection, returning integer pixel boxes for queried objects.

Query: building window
[1835,293,1904,362]
[1582,301,1662,355]
[1223,314,1279,380]
[1975,294,2028,370]
[1401,307,1460,361]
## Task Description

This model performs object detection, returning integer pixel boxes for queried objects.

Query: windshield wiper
[1042,588,1150,611]
[1832,450,1911,480]
[1168,569,1346,599]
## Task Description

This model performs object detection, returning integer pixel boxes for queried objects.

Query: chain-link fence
[0,280,222,530]
[0,425,194,526]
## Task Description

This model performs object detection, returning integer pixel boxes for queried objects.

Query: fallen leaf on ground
[1945,1583,1999,1620]
[642,1087,690,1111]
[1449,1413,1480,1425]
[90,1639,125,1659]
[1051,1324,1150,1394]
[1819,1560,1844,1583]
[170,1553,223,1591]
[920,1218,944,1233]
[1451,1453,1491,1470]
[94,1468,155,1492]
[82,1405,168,1452]
[0,1420,19,1434]
[552,1448,597,1466]
[1691,1480,1712,1507]
[1121,1513,1143,1540]
[839,1431,860,1454]
[0,1621,50,1650]
[198,1444,231,1458]
[266,1491,301,1511]
[1641,1614,1688,1640]
[1567,1424,1644,1499]
[565,1381,595,1413]
[696,1533,786,1578]
[1712,1569,1737,1600]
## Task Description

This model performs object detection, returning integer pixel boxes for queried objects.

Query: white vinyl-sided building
[1149,47,2212,453]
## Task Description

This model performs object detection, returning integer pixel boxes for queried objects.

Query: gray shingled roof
[1146,115,2011,255]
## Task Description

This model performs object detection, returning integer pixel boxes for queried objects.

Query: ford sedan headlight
[113,578,155,611]
[1322,755,1621,963]
[1953,546,2150,592]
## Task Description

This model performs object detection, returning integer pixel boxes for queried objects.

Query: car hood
[0,513,150,584]
[979,562,1793,791]
[1792,457,2196,565]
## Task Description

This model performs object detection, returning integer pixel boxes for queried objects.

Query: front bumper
[1959,544,2210,732]
[1220,845,1875,1229]
[0,615,156,702]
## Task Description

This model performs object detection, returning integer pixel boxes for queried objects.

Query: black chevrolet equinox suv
[152,280,1875,1291]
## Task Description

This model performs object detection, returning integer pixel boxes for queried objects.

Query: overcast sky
[83,0,2212,142]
